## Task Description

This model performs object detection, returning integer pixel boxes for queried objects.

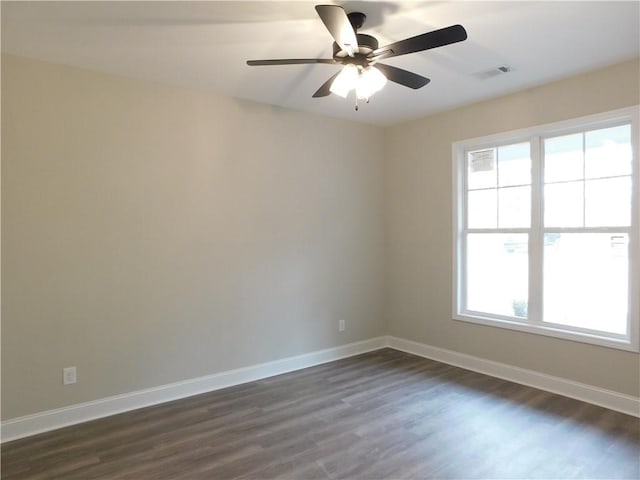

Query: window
[453,107,639,351]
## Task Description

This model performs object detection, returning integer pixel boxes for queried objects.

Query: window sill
[453,312,639,353]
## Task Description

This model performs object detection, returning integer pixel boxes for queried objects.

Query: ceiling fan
[247,4,467,109]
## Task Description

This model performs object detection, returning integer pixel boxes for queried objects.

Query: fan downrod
[347,12,366,31]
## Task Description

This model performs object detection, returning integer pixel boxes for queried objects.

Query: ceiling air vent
[474,65,512,80]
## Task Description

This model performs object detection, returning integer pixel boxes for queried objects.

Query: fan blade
[315,5,358,56]
[312,72,340,98]
[247,59,336,66]
[370,24,467,59]
[374,64,430,89]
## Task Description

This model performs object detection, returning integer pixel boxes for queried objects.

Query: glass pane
[468,149,496,190]
[499,186,530,228]
[544,181,583,227]
[498,143,531,187]
[544,134,583,183]
[585,124,632,179]
[468,189,497,228]
[543,233,628,334]
[466,233,528,318]
[585,177,632,227]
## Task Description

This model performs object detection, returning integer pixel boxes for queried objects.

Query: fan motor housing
[332,33,379,62]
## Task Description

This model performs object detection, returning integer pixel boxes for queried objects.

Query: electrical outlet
[63,366,77,385]
[338,319,346,332]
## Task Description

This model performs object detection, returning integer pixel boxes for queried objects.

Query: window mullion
[528,135,544,324]
[582,132,586,228]
[628,107,640,348]
[495,148,500,228]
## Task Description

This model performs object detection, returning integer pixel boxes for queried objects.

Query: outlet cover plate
[63,366,77,385]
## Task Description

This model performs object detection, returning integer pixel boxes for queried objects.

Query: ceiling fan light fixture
[330,64,388,100]
[247,5,467,105]
[356,66,387,100]
[329,64,359,98]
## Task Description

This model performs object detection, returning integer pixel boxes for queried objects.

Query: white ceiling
[2,1,639,126]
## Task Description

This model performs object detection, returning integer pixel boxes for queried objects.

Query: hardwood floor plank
[2,348,638,479]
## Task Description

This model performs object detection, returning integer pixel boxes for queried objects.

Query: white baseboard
[386,336,640,418]
[4,335,637,442]
[1,337,386,443]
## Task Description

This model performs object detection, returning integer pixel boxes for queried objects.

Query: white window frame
[452,106,639,352]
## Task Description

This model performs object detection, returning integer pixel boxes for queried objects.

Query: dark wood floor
[2,348,639,479]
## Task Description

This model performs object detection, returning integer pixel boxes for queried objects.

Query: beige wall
[3,54,639,421]
[385,58,640,397]
[1,55,386,419]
